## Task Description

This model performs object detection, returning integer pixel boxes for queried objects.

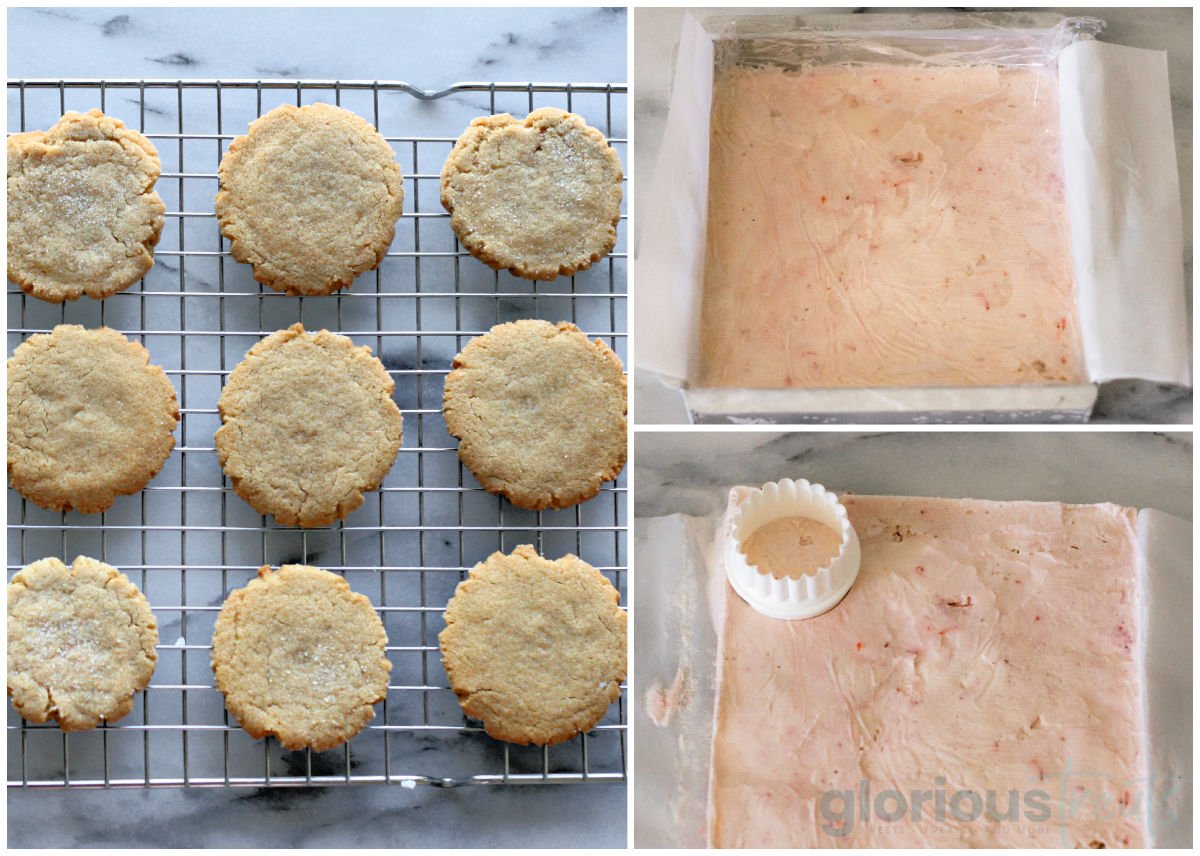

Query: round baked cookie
[215,102,404,296]
[7,325,179,513]
[7,109,165,303]
[439,545,626,746]
[211,565,391,752]
[443,319,626,510]
[215,323,403,527]
[440,107,623,281]
[8,556,158,731]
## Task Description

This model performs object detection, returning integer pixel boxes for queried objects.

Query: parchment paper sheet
[633,508,1192,847]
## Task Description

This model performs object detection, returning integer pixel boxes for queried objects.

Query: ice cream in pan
[700,63,1085,389]
[712,481,1146,847]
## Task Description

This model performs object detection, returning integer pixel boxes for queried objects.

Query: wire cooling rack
[6,79,627,788]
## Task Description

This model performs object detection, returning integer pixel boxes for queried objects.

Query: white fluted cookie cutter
[726,478,861,620]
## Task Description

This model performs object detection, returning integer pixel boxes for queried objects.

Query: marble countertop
[10,6,626,84]
[634,430,1192,521]
[6,6,627,849]
[633,7,1193,425]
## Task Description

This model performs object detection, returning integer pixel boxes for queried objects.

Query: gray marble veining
[633,7,1193,425]
[634,430,1193,521]
[9,7,628,86]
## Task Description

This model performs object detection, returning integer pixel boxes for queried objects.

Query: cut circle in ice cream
[726,478,861,620]
[742,516,843,579]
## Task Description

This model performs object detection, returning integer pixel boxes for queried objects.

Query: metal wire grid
[6,79,628,788]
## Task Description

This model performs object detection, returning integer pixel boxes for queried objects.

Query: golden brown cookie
[8,556,158,730]
[7,109,165,303]
[439,546,626,746]
[440,107,623,280]
[7,325,179,513]
[443,319,627,511]
[215,323,403,527]
[215,102,404,296]
[211,564,391,752]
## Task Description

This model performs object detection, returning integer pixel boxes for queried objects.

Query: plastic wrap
[700,16,1093,390]
[707,13,1100,68]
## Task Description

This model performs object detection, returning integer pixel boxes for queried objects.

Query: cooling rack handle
[5,79,628,97]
